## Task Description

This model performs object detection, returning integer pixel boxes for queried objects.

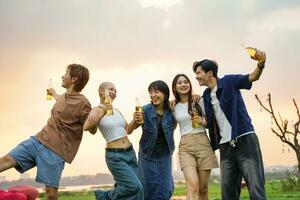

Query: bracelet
[257,62,265,69]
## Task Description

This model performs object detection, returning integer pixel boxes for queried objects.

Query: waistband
[181,131,206,137]
[106,145,133,153]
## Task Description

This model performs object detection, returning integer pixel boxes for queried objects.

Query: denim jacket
[139,103,176,160]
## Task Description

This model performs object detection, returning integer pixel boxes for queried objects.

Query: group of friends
[0,48,267,200]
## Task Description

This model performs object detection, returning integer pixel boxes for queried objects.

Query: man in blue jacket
[192,49,267,200]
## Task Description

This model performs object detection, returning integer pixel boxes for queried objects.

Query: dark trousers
[220,133,267,200]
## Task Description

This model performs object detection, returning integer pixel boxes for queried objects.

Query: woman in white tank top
[172,74,218,200]
[84,81,143,200]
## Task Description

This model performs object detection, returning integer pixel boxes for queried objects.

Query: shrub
[281,166,300,192]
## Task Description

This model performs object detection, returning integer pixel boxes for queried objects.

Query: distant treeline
[0,168,295,189]
[0,173,113,189]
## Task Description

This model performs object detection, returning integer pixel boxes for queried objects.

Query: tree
[255,93,300,176]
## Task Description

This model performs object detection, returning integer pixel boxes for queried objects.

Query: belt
[106,145,133,153]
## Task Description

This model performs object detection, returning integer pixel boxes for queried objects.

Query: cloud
[1,0,299,98]
[249,6,300,32]
[138,0,183,10]
[0,0,262,68]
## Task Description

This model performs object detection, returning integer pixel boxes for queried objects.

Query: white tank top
[98,107,127,143]
[174,102,206,136]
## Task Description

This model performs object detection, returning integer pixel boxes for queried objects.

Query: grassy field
[39,181,300,200]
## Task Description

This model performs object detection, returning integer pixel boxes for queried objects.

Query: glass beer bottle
[192,103,200,128]
[135,97,144,125]
[241,44,265,63]
[104,89,113,115]
[46,79,53,100]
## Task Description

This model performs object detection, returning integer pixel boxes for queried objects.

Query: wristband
[257,62,265,69]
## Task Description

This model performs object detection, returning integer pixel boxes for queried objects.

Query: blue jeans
[138,152,174,200]
[220,133,266,200]
[9,136,65,188]
[95,146,143,200]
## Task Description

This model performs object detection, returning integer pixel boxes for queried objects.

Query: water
[37,184,112,193]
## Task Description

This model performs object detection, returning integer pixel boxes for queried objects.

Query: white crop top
[174,102,206,136]
[98,107,127,143]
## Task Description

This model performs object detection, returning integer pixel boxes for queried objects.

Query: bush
[281,166,300,192]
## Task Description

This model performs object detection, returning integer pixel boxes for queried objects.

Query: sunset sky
[0,0,299,180]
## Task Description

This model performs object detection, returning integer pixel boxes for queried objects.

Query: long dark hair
[148,80,171,112]
[172,74,202,117]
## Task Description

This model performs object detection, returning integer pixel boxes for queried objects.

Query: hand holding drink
[135,98,144,125]
[104,89,113,115]
[192,102,200,128]
[241,44,266,65]
[46,79,54,100]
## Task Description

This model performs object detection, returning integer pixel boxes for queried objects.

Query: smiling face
[175,75,191,95]
[195,66,211,87]
[99,82,117,102]
[149,88,165,107]
[148,80,170,111]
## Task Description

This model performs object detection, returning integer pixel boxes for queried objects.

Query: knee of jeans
[127,180,143,194]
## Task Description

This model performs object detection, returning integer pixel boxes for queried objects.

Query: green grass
[39,181,300,199]
[174,181,300,199]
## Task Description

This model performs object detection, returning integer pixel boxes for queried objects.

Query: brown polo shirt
[36,93,91,163]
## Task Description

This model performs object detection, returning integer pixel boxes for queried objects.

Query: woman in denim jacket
[135,80,176,200]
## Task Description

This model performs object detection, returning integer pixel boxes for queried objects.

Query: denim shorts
[9,136,65,188]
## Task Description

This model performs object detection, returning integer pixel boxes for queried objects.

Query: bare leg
[198,169,211,200]
[183,166,199,200]
[0,155,17,172]
[45,185,58,200]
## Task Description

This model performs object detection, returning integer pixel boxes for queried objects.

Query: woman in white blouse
[172,74,218,200]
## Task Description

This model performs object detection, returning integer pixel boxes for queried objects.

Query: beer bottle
[104,89,113,115]
[241,44,265,63]
[46,79,53,100]
[135,98,144,124]
[192,103,200,128]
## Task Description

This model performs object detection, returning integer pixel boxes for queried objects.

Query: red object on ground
[0,189,28,200]
[8,185,39,200]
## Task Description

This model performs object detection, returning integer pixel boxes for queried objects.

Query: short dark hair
[148,80,171,111]
[67,64,89,92]
[192,59,218,78]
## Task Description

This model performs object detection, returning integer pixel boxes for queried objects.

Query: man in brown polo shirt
[0,64,92,200]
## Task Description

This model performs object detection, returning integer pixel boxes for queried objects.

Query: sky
[0,0,299,180]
